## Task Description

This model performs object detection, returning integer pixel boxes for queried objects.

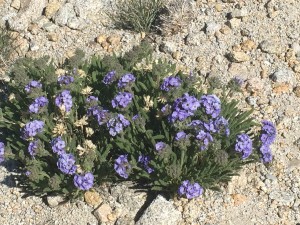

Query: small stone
[293,86,300,97]
[272,83,291,94]
[67,17,87,30]
[291,42,300,56]
[172,51,181,60]
[259,40,281,54]
[227,51,250,62]
[230,8,248,18]
[53,3,76,26]
[29,42,39,51]
[11,0,21,10]
[271,69,295,83]
[47,33,58,42]
[246,78,264,93]
[44,2,61,18]
[94,204,112,223]
[215,3,222,12]
[136,195,181,225]
[28,24,39,35]
[84,191,102,208]
[205,22,221,35]
[43,22,59,32]
[246,96,257,106]
[241,40,256,51]
[107,213,117,222]
[96,35,106,44]
[106,35,121,46]
[269,191,294,206]
[231,194,247,206]
[227,18,241,29]
[220,25,231,35]
[293,64,300,73]
[159,41,177,54]
[260,69,268,79]
[46,195,66,208]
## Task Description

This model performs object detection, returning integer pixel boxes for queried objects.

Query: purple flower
[25,171,31,176]
[86,96,99,103]
[51,137,66,155]
[155,142,167,151]
[260,120,276,145]
[132,114,139,121]
[22,120,44,139]
[0,142,5,163]
[175,131,187,141]
[74,172,94,190]
[28,140,38,156]
[235,134,252,159]
[160,76,182,91]
[55,90,73,112]
[114,155,131,179]
[178,180,203,199]
[57,153,77,175]
[232,77,244,86]
[107,114,130,136]
[214,116,230,136]
[103,71,116,85]
[169,93,200,123]
[200,95,221,118]
[29,96,48,114]
[25,81,42,93]
[57,75,74,86]
[117,73,136,88]
[111,92,133,108]
[87,106,109,126]
[138,155,154,174]
[261,152,273,163]
[196,130,213,151]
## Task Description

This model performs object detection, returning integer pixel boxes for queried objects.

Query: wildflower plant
[0,42,276,200]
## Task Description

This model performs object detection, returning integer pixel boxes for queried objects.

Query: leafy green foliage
[112,0,165,32]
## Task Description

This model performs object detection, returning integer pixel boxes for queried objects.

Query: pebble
[84,191,102,208]
[227,51,250,62]
[259,40,281,54]
[53,3,76,26]
[293,86,300,97]
[47,33,58,42]
[241,39,256,51]
[227,18,241,29]
[46,195,66,208]
[43,22,59,32]
[269,191,295,206]
[94,203,112,223]
[10,0,21,10]
[205,22,221,35]
[230,8,249,18]
[271,69,295,84]
[44,2,61,18]
[67,17,87,30]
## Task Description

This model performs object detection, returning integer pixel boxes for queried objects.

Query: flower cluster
[22,120,44,139]
[169,93,200,123]
[178,180,203,199]
[235,134,252,159]
[160,76,182,91]
[214,116,230,136]
[102,71,116,85]
[175,131,187,141]
[259,120,276,163]
[86,96,99,103]
[58,75,74,86]
[0,142,5,163]
[114,155,131,178]
[87,106,109,126]
[155,142,167,152]
[29,96,49,114]
[28,140,38,156]
[107,114,130,136]
[73,172,94,190]
[200,95,221,118]
[111,92,133,108]
[117,73,135,88]
[25,80,42,93]
[51,136,66,155]
[57,153,77,175]
[138,155,154,174]
[55,90,73,112]
[196,130,213,151]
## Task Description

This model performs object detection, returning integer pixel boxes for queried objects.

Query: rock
[227,51,250,62]
[96,34,106,44]
[271,69,295,83]
[291,42,300,57]
[44,2,61,18]
[136,195,181,225]
[230,8,248,18]
[269,191,294,206]
[246,77,264,93]
[67,17,87,30]
[272,83,291,94]
[293,86,300,97]
[293,64,300,73]
[241,39,256,51]
[172,51,181,60]
[159,41,177,54]
[28,24,39,35]
[29,42,39,51]
[53,3,76,26]
[72,0,102,20]
[246,96,257,106]
[11,0,21,10]
[220,25,231,35]
[84,191,102,208]
[259,40,281,54]
[205,22,221,35]
[227,18,241,29]
[94,204,112,223]
[231,194,248,206]
[46,195,66,208]
[7,0,47,31]
[12,36,29,56]
[43,22,59,32]
[106,35,121,46]
[215,4,222,12]
[47,33,58,42]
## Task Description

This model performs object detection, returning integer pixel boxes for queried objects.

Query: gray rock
[159,41,177,54]
[71,0,102,19]
[67,17,87,30]
[291,42,300,57]
[205,22,221,35]
[53,3,76,26]
[269,191,295,206]
[136,195,181,225]
[29,42,39,51]
[43,22,59,32]
[46,195,66,208]
[246,96,257,106]
[230,8,249,18]
[271,69,295,84]
[259,40,281,54]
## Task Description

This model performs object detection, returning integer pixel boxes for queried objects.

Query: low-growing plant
[112,0,165,32]
[0,43,276,199]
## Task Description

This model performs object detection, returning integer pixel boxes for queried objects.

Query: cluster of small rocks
[1,0,300,224]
